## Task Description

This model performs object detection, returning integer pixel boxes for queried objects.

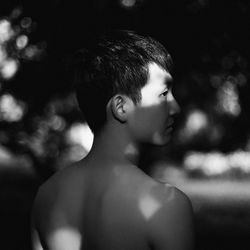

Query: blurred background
[0,0,250,249]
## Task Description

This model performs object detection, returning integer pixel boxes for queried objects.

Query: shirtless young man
[31,30,195,250]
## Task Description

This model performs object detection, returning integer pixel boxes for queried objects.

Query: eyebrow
[164,77,173,89]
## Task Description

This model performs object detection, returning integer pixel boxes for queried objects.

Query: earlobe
[110,95,128,123]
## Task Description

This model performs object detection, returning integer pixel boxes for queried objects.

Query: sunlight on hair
[138,194,161,220]
[0,59,19,79]
[0,94,25,122]
[48,227,82,250]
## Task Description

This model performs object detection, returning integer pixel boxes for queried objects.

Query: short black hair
[73,30,173,133]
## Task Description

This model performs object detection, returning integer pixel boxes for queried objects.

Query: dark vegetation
[0,0,250,249]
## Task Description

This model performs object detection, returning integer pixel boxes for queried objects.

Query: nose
[169,96,180,116]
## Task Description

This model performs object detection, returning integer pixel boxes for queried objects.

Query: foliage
[0,1,250,181]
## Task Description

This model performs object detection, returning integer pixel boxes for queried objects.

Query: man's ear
[110,94,133,123]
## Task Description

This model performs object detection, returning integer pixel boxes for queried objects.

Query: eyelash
[161,90,169,97]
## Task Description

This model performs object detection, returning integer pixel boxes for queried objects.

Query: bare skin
[31,63,195,250]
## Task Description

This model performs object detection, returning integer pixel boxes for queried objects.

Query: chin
[151,133,171,146]
[156,139,171,146]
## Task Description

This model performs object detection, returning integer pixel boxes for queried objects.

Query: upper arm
[31,223,82,250]
[31,185,82,250]
[147,187,195,250]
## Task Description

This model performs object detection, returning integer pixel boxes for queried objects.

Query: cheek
[128,111,152,139]
[127,105,168,142]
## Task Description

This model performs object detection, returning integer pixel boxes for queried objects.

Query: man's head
[74,30,175,137]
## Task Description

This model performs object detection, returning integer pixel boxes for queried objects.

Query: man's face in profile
[127,62,179,145]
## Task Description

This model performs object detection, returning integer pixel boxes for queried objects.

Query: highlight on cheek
[140,87,159,107]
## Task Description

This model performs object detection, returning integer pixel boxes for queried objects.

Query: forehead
[146,62,172,88]
[142,62,172,92]
[139,63,173,106]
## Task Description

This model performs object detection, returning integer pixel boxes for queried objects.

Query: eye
[161,90,169,97]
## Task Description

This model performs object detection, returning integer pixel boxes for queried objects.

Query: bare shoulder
[145,182,195,250]
[144,179,193,211]
[162,183,193,213]
[31,162,86,250]
[32,162,87,220]
[33,164,77,206]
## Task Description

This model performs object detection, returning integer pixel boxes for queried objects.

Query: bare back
[31,160,194,250]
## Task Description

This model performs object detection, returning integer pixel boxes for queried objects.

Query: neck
[85,123,140,167]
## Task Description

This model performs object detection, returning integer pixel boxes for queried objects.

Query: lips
[165,120,174,129]
[164,123,174,133]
